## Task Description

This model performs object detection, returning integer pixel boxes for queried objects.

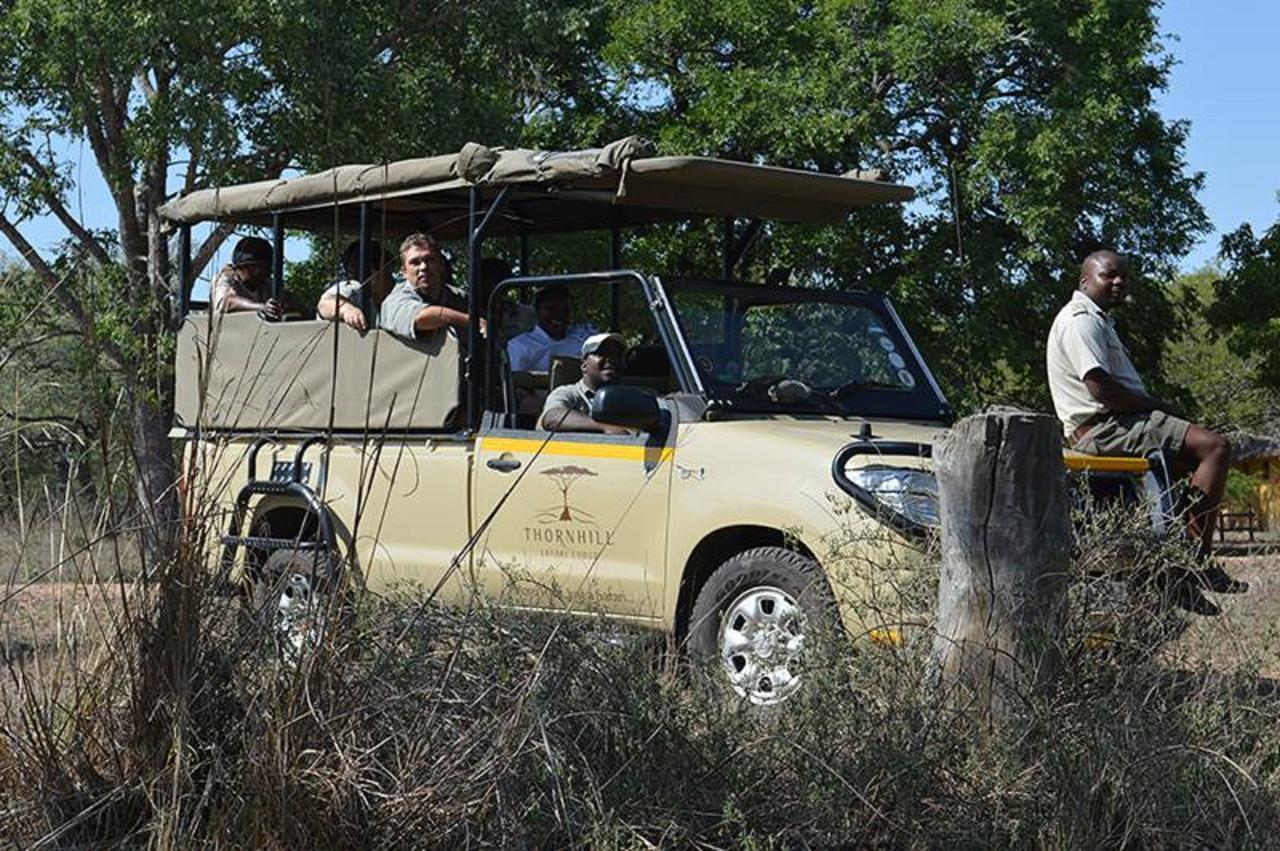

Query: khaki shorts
[1072,410,1191,458]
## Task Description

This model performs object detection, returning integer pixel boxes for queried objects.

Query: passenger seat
[549,355,579,390]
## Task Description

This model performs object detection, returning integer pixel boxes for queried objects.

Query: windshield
[664,279,949,420]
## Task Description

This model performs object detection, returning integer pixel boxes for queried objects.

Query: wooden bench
[1219,510,1258,542]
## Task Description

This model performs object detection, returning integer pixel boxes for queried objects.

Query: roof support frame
[609,217,623,328]
[722,217,762,282]
[357,202,374,329]
[467,185,514,430]
[177,224,191,321]
[271,213,284,299]
[722,217,733,283]
[729,219,763,278]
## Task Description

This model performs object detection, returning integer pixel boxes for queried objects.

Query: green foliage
[1162,268,1280,431]
[1209,218,1280,390]
[0,0,615,547]
[0,263,124,514]
[1225,468,1262,512]
[0,0,1232,524]
[588,0,1207,411]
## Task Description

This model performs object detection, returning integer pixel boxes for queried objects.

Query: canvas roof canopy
[158,137,913,238]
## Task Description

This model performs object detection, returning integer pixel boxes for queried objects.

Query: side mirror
[592,385,661,431]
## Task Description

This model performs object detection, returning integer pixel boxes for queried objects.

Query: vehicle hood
[678,416,944,468]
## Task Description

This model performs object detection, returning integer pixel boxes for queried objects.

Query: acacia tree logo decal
[537,465,597,525]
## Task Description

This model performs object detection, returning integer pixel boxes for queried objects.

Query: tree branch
[0,211,125,367]
[135,70,157,102]
[0,331,80,374]
[89,70,144,268]
[15,150,114,266]
[191,222,234,280]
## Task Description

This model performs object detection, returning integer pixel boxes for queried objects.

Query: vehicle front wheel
[687,546,838,706]
[250,548,344,659]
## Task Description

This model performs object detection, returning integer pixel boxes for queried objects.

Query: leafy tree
[1163,268,1280,433]
[585,0,1207,411]
[0,262,121,522]
[0,0,610,766]
[0,0,610,562]
[1208,217,1280,391]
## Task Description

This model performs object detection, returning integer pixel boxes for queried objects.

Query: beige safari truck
[160,137,1174,705]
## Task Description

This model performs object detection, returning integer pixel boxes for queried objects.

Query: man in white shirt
[506,285,595,372]
[1046,249,1242,606]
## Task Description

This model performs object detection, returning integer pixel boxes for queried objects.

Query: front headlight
[845,466,940,529]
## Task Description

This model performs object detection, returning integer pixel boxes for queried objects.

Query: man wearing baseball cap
[539,332,632,433]
[210,235,300,319]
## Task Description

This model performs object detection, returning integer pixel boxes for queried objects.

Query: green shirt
[540,379,594,429]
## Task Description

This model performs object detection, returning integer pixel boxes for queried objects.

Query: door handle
[487,457,522,473]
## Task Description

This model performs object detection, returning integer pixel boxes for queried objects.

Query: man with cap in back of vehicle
[540,332,633,434]
[1046,248,1244,614]
[210,235,301,319]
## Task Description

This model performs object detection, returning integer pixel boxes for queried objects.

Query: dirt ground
[0,580,128,663]
[1167,554,1280,677]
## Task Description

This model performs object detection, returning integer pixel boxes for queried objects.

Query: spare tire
[250,548,344,659]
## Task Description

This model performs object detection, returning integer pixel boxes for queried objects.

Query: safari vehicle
[161,137,1172,705]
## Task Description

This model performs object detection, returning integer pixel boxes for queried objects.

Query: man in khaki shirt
[378,233,478,340]
[539,333,634,434]
[1046,250,1243,606]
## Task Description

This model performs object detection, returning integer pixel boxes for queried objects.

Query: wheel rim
[718,585,807,705]
[270,570,326,658]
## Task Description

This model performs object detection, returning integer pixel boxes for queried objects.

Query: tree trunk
[929,410,1071,726]
[128,385,178,573]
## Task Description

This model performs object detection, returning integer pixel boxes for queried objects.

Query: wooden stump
[929,410,1071,724]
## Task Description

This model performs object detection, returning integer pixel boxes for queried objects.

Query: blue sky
[1154,0,1280,270]
[7,1,1278,276]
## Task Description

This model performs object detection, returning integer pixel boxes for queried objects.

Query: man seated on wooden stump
[1046,249,1244,613]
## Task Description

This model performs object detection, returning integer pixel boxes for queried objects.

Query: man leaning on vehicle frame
[1046,249,1245,615]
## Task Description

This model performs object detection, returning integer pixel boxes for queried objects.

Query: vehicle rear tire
[250,548,345,659]
[687,546,839,706]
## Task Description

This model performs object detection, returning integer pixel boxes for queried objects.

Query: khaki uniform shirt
[1046,290,1147,437]
[540,379,594,429]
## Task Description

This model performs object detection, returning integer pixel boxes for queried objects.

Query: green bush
[1225,468,1264,513]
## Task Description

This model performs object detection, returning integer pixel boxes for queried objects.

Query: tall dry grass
[2,454,1280,848]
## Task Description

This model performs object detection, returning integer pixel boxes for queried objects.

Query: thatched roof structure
[1226,431,1280,462]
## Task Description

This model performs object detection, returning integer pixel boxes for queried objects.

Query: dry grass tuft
[2,489,1280,848]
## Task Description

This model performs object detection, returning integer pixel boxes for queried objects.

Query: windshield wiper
[829,379,904,398]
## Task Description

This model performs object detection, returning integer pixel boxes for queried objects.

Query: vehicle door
[473,425,676,619]
[471,275,690,622]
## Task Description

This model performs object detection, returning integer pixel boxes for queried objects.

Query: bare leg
[1180,425,1232,557]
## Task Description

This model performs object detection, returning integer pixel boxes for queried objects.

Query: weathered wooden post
[929,410,1071,724]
